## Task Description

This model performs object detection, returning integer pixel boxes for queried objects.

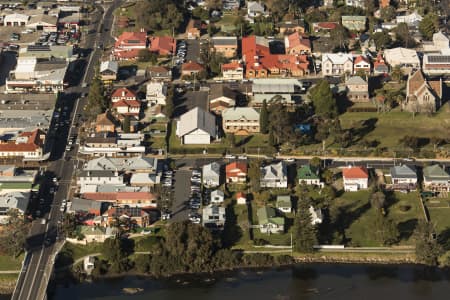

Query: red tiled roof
[112,99,141,108]
[115,31,147,49]
[116,192,156,200]
[354,55,369,65]
[83,192,117,201]
[236,192,246,199]
[0,129,44,153]
[149,36,175,55]
[226,162,248,176]
[113,49,141,59]
[182,61,204,72]
[222,61,243,71]
[111,87,137,100]
[342,167,369,179]
[315,22,338,30]
[286,32,311,50]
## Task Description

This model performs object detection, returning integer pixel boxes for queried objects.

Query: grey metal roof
[78,170,118,178]
[211,36,237,46]
[390,165,417,179]
[222,107,259,121]
[70,198,103,213]
[177,107,216,137]
[252,79,301,94]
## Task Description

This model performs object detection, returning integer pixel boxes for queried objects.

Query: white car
[284,158,295,162]
[238,155,247,160]
[224,154,235,159]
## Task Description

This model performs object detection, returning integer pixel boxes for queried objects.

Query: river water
[45,264,450,300]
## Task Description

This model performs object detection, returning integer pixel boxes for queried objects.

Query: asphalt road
[12,1,122,299]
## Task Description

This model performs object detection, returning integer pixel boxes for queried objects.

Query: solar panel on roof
[427,56,450,63]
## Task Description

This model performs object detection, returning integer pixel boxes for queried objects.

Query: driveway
[170,169,192,222]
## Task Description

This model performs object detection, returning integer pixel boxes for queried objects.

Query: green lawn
[133,235,162,252]
[216,14,238,26]
[56,242,103,268]
[426,207,450,234]
[338,104,450,150]
[328,191,422,247]
[0,254,24,271]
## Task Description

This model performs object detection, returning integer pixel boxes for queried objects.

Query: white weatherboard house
[322,53,353,76]
[146,82,167,105]
[176,107,217,145]
[342,166,369,192]
[210,190,224,204]
[260,161,288,188]
[202,162,221,187]
[389,165,417,190]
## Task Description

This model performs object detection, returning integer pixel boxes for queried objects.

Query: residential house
[103,207,150,227]
[146,82,167,105]
[309,206,323,225]
[396,11,422,27]
[186,19,202,39]
[423,165,450,191]
[242,36,309,78]
[76,226,117,243]
[0,192,30,224]
[80,133,146,157]
[222,107,260,135]
[346,76,369,102]
[95,111,118,133]
[210,189,225,204]
[322,53,353,76]
[69,198,104,216]
[353,56,371,74]
[284,32,311,55]
[111,87,137,103]
[257,206,285,234]
[311,22,338,33]
[146,66,172,81]
[236,192,247,205]
[404,70,442,113]
[345,0,365,7]
[181,61,205,78]
[276,195,292,213]
[342,166,369,191]
[113,31,148,60]
[0,129,45,160]
[226,162,247,183]
[423,54,450,75]
[222,61,244,80]
[260,161,288,188]
[148,36,175,56]
[202,162,221,187]
[83,191,157,208]
[209,85,237,115]
[251,78,303,106]
[341,16,366,32]
[112,99,141,118]
[423,31,450,53]
[223,0,240,10]
[84,156,159,174]
[202,205,226,230]
[389,165,417,190]
[297,165,322,186]
[99,61,118,84]
[384,48,420,68]
[247,1,265,18]
[211,36,238,58]
[373,53,389,74]
[176,107,217,144]
[277,19,306,35]
[77,170,124,187]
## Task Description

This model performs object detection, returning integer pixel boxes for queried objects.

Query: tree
[248,159,262,193]
[234,16,252,37]
[268,100,294,145]
[309,157,321,169]
[137,49,157,64]
[164,85,175,118]
[370,191,386,213]
[379,6,396,21]
[400,135,419,151]
[293,198,317,253]
[0,210,30,257]
[414,221,443,266]
[260,100,269,134]
[61,213,78,239]
[308,80,337,118]
[135,0,185,33]
[85,76,107,120]
[226,133,236,148]
[373,214,399,246]
[430,136,443,152]
[102,237,133,263]
[419,13,439,40]
[122,115,131,133]
[372,31,392,50]
[390,66,403,82]
[330,25,349,51]
[206,0,222,10]
[394,23,416,48]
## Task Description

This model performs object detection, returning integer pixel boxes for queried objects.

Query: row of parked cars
[175,40,187,65]
[188,169,202,224]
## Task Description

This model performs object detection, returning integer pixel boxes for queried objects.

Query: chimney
[122,90,125,97]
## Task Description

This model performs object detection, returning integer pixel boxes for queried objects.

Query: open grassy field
[328,191,422,247]
[338,103,450,150]
[426,204,450,234]
[0,254,23,271]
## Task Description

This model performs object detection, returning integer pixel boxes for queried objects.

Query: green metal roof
[0,182,33,191]
[257,206,285,226]
[297,165,319,180]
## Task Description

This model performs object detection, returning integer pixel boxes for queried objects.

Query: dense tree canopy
[293,197,317,253]
[135,0,185,33]
[308,80,337,118]
[419,13,439,40]
[0,210,30,257]
[414,221,443,266]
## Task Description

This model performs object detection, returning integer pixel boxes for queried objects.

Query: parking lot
[0,25,41,45]
[173,90,208,117]
[170,169,192,222]
[185,39,201,63]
